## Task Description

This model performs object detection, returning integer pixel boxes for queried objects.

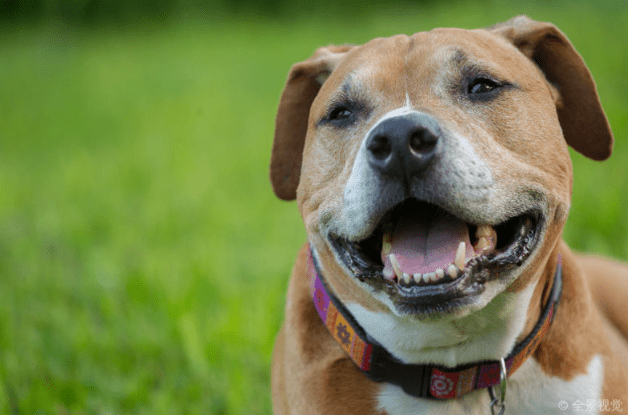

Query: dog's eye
[329,106,353,121]
[318,101,366,128]
[468,78,500,95]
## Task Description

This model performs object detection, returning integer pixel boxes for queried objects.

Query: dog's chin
[326,199,543,318]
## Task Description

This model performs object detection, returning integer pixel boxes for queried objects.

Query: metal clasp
[488,358,507,415]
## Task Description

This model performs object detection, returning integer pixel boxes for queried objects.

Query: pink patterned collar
[308,246,562,400]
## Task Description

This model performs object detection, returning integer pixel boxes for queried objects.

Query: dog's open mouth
[328,199,542,314]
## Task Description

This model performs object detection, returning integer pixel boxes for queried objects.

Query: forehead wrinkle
[403,35,417,99]
[451,48,468,66]
[325,72,363,104]
[447,47,513,80]
[449,48,490,71]
[340,73,355,96]
[402,34,451,104]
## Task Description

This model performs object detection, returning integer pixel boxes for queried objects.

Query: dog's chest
[377,355,603,415]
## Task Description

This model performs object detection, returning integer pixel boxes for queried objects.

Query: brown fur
[270,16,627,413]
[271,45,354,201]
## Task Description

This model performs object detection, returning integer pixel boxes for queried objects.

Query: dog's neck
[308,245,563,400]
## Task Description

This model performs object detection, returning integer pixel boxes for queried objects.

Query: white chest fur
[344,281,603,414]
[377,355,603,415]
[345,280,538,367]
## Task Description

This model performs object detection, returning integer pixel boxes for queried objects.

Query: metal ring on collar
[488,358,507,415]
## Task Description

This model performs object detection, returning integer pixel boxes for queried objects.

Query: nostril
[409,129,437,155]
[367,134,392,160]
[365,113,440,178]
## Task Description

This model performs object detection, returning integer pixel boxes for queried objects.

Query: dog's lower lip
[327,205,541,312]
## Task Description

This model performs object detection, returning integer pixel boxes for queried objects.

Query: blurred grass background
[0,0,627,413]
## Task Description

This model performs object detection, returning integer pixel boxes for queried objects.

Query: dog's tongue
[382,209,473,277]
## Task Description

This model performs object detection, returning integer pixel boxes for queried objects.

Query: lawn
[0,1,626,413]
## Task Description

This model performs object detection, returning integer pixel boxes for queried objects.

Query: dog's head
[270,16,613,322]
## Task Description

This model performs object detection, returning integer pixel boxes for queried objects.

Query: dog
[269,15,628,414]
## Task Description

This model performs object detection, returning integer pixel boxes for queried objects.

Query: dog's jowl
[270,15,628,415]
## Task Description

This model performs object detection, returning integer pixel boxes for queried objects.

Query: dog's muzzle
[326,112,544,316]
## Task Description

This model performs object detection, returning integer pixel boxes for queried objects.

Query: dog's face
[271,16,613,321]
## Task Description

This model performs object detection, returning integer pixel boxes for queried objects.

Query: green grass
[0,2,627,413]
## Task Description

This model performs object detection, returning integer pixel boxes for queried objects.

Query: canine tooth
[382,232,392,255]
[454,242,466,270]
[475,224,495,238]
[475,224,497,253]
[435,268,445,279]
[447,264,458,279]
[402,273,411,285]
[389,254,403,278]
[475,237,492,253]
[413,273,422,284]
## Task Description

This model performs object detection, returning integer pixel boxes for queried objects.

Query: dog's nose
[366,112,440,180]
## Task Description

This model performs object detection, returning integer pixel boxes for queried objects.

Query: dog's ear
[270,45,354,200]
[491,15,613,161]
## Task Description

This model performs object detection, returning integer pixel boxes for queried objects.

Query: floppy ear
[491,15,613,161]
[270,45,354,201]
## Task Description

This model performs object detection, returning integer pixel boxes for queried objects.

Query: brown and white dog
[269,16,628,414]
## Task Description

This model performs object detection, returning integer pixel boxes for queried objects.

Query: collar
[308,245,562,400]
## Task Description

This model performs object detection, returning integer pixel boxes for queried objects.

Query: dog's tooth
[383,267,395,280]
[454,242,466,270]
[424,272,437,283]
[389,254,403,279]
[422,273,431,284]
[382,231,392,255]
[413,273,422,284]
[447,264,458,279]
[402,273,411,285]
[435,268,445,279]
[474,237,492,254]
[474,225,497,255]
[475,224,495,238]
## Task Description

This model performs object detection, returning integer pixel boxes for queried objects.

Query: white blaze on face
[341,105,418,240]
